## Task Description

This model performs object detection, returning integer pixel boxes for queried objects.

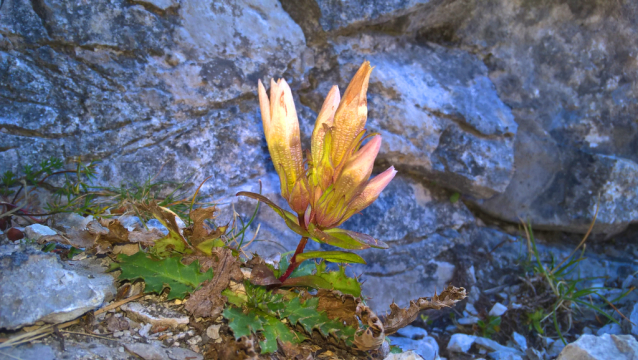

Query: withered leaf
[185,248,242,318]
[353,303,384,351]
[184,207,225,245]
[250,263,281,286]
[383,285,466,335]
[316,289,358,327]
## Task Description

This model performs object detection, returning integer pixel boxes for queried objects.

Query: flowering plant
[238,62,396,283]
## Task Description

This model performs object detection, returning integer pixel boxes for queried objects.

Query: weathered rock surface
[0,0,305,197]
[341,175,475,311]
[0,245,116,330]
[302,35,517,199]
[557,334,638,360]
[404,0,638,235]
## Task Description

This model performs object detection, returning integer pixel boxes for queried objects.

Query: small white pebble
[187,329,196,337]
[206,325,221,340]
[113,331,123,338]
[489,302,508,317]
[118,347,125,353]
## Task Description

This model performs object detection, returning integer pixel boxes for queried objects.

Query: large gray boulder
[405,0,638,235]
[0,0,306,196]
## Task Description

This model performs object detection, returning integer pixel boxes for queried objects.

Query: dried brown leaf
[353,303,384,351]
[137,202,189,245]
[184,207,224,245]
[97,218,129,242]
[250,263,281,286]
[113,244,140,256]
[185,248,242,318]
[383,285,466,335]
[316,289,359,327]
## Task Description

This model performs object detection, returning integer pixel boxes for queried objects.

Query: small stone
[489,303,508,317]
[113,331,124,338]
[448,334,477,353]
[582,326,593,335]
[465,303,478,315]
[547,340,565,358]
[556,334,638,360]
[187,335,202,345]
[396,325,427,340]
[458,316,480,325]
[489,350,523,360]
[383,350,425,360]
[190,344,200,353]
[389,336,438,360]
[118,347,125,353]
[475,337,521,354]
[24,224,57,241]
[206,324,221,340]
[174,299,182,305]
[596,323,622,336]
[139,323,152,337]
[512,332,527,351]
[187,329,196,337]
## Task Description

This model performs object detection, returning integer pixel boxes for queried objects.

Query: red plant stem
[278,214,309,283]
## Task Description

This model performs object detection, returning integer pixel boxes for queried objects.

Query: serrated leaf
[260,315,306,353]
[112,252,213,300]
[223,306,264,338]
[223,306,305,354]
[296,250,366,264]
[280,297,356,346]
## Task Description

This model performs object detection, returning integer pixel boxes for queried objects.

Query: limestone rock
[24,224,57,241]
[447,334,476,353]
[0,245,116,330]
[304,35,516,199]
[557,334,638,360]
[389,335,439,360]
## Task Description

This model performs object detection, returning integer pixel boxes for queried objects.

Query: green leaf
[195,238,225,255]
[236,192,309,237]
[276,253,317,279]
[111,252,213,300]
[280,297,356,345]
[222,288,247,306]
[223,306,305,354]
[450,192,460,203]
[260,315,306,353]
[296,250,366,264]
[282,261,362,297]
[309,227,388,250]
[223,306,264,338]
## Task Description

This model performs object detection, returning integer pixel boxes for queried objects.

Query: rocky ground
[3,0,638,359]
[1,210,637,360]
